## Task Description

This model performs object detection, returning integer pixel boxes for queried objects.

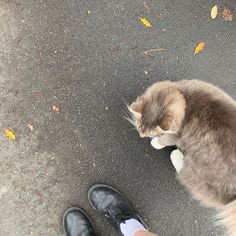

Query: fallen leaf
[35,189,44,203]
[52,104,60,112]
[222,7,233,22]
[4,128,16,141]
[44,171,49,177]
[27,123,34,131]
[194,42,205,54]
[144,1,150,11]
[139,17,152,28]
[0,186,8,198]
[211,5,218,19]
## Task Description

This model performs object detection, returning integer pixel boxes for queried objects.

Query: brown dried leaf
[222,7,233,22]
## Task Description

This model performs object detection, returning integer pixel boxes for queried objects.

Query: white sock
[120,218,147,236]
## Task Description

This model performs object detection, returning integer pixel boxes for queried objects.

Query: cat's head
[128,81,186,138]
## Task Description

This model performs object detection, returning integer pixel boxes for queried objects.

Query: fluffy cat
[128,80,236,236]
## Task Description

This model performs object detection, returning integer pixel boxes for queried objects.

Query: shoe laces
[104,206,132,224]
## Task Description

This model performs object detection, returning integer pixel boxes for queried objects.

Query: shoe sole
[88,184,148,230]
[63,207,95,236]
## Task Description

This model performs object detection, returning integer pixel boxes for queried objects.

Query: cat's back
[177,80,236,127]
[177,80,236,151]
[177,79,235,104]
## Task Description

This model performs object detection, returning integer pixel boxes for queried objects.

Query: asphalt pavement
[0,0,236,235]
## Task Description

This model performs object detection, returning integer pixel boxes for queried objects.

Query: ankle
[133,230,157,236]
[133,230,149,236]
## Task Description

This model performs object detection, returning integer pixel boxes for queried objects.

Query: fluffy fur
[129,80,236,235]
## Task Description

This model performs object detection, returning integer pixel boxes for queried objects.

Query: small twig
[130,45,138,50]
[144,48,166,54]
[144,1,150,11]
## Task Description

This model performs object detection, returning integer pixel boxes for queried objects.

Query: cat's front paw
[151,137,166,149]
[170,149,184,172]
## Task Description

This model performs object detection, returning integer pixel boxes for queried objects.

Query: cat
[128,80,236,236]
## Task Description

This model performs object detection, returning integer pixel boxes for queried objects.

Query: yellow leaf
[139,18,152,28]
[4,128,16,141]
[211,5,218,19]
[194,42,205,54]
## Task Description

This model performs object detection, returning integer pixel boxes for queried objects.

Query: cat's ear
[129,96,144,119]
[158,114,172,131]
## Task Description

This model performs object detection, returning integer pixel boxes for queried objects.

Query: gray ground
[0,0,236,235]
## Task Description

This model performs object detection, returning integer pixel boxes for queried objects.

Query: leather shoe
[63,207,95,236]
[88,184,147,235]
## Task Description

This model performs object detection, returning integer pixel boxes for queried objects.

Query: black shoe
[88,184,147,235]
[63,207,95,236]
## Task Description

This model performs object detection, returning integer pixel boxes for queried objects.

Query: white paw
[170,149,184,172]
[151,137,166,150]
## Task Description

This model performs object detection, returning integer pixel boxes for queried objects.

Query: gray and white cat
[129,80,236,236]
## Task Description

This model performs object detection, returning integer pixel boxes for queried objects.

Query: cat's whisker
[122,106,133,120]
[119,96,133,116]
[120,97,129,107]
[123,115,136,128]
[123,110,132,121]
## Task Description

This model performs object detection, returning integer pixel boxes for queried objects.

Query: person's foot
[88,184,147,235]
[63,207,95,236]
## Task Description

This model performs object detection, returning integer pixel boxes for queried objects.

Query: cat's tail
[218,200,236,236]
